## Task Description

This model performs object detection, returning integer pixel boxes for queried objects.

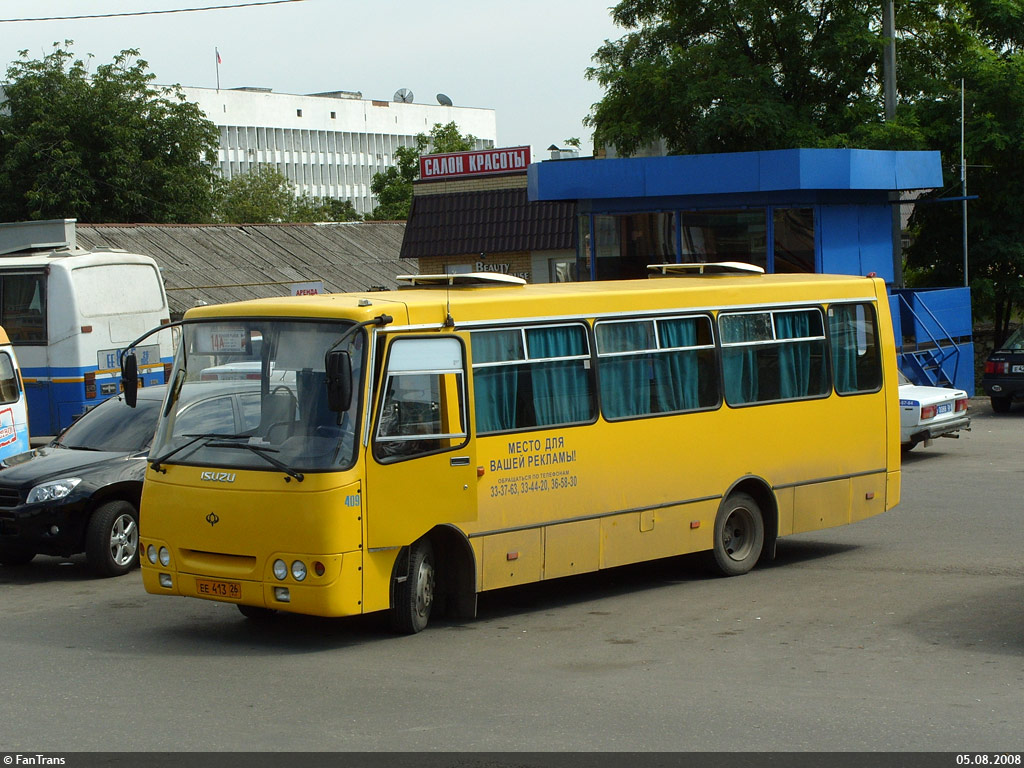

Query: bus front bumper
[140,549,364,618]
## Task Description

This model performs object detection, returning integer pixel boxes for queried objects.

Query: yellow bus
[123,267,900,633]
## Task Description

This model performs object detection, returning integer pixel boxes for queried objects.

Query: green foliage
[0,42,219,223]
[214,165,361,223]
[366,122,476,220]
[588,0,1024,326]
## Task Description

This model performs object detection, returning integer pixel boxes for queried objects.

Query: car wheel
[990,396,1012,413]
[85,500,139,577]
[0,547,35,566]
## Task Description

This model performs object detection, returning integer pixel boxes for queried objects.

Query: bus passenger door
[364,334,477,549]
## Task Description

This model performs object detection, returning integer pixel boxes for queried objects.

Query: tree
[905,50,1024,343]
[215,166,295,223]
[215,165,362,223]
[585,1,993,155]
[366,122,477,220]
[0,42,219,223]
[586,0,1024,331]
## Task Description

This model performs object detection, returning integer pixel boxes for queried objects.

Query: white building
[177,86,498,217]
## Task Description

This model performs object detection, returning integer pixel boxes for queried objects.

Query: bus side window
[373,337,468,462]
[828,303,882,394]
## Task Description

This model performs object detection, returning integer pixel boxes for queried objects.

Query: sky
[0,0,624,158]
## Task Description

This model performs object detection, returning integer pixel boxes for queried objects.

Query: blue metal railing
[894,291,964,389]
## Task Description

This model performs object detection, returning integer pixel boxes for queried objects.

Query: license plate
[1012,365,1024,373]
[196,578,241,600]
[936,403,952,415]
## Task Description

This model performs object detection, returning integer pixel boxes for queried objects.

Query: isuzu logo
[200,471,236,483]
[206,512,220,527]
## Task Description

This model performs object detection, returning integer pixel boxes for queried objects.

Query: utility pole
[883,0,903,287]
[961,79,969,287]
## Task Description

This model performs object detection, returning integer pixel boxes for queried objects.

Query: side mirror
[325,350,352,413]
[121,352,139,408]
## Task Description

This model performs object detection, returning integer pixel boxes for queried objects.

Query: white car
[898,371,970,450]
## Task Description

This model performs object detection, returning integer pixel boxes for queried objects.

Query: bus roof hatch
[647,262,765,276]
[396,273,528,288]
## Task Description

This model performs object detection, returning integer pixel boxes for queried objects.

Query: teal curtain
[472,331,521,433]
[598,322,651,418]
[720,315,765,405]
[659,318,701,411]
[776,312,812,399]
[829,305,859,393]
[722,348,759,404]
[527,326,591,425]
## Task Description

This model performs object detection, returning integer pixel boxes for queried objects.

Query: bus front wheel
[391,539,435,634]
[711,492,764,576]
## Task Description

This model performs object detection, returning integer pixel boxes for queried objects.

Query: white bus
[0,220,172,436]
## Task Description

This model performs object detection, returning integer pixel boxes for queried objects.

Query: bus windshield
[150,319,364,473]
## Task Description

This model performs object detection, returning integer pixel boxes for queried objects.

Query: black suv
[982,326,1024,413]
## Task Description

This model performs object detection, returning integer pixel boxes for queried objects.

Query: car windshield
[150,319,364,473]
[56,396,162,453]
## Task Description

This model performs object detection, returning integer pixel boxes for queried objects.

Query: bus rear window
[72,264,166,316]
[0,273,47,343]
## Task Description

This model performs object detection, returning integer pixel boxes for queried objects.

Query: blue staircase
[892,287,974,395]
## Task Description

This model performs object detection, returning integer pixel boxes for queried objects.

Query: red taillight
[163,363,173,382]
[955,397,968,412]
[246,373,260,380]
[84,371,97,399]
[921,404,937,420]
[986,361,1008,374]
[200,373,216,381]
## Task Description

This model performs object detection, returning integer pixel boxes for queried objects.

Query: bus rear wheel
[391,539,435,634]
[711,492,764,576]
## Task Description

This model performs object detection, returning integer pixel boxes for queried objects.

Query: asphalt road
[1,400,1021,754]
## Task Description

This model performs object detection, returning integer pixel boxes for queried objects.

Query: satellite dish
[393,88,414,103]
[436,93,453,106]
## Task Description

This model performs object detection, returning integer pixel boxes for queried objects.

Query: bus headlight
[273,559,288,580]
[159,547,170,567]
[147,545,157,564]
[27,478,81,504]
[291,561,307,581]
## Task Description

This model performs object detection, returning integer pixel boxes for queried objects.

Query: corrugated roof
[76,222,406,319]
[399,188,576,260]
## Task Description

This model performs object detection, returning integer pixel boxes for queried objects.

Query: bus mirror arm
[120,319,188,409]
[323,313,392,414]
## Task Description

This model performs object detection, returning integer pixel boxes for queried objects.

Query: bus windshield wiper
[204,440,304,482]
[149,433,250,472]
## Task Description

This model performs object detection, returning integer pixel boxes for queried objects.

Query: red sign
[419,146,531,180]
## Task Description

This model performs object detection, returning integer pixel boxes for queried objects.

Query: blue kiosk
[527,148,974,394]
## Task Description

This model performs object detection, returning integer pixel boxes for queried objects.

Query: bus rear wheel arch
[711,491,765,576]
